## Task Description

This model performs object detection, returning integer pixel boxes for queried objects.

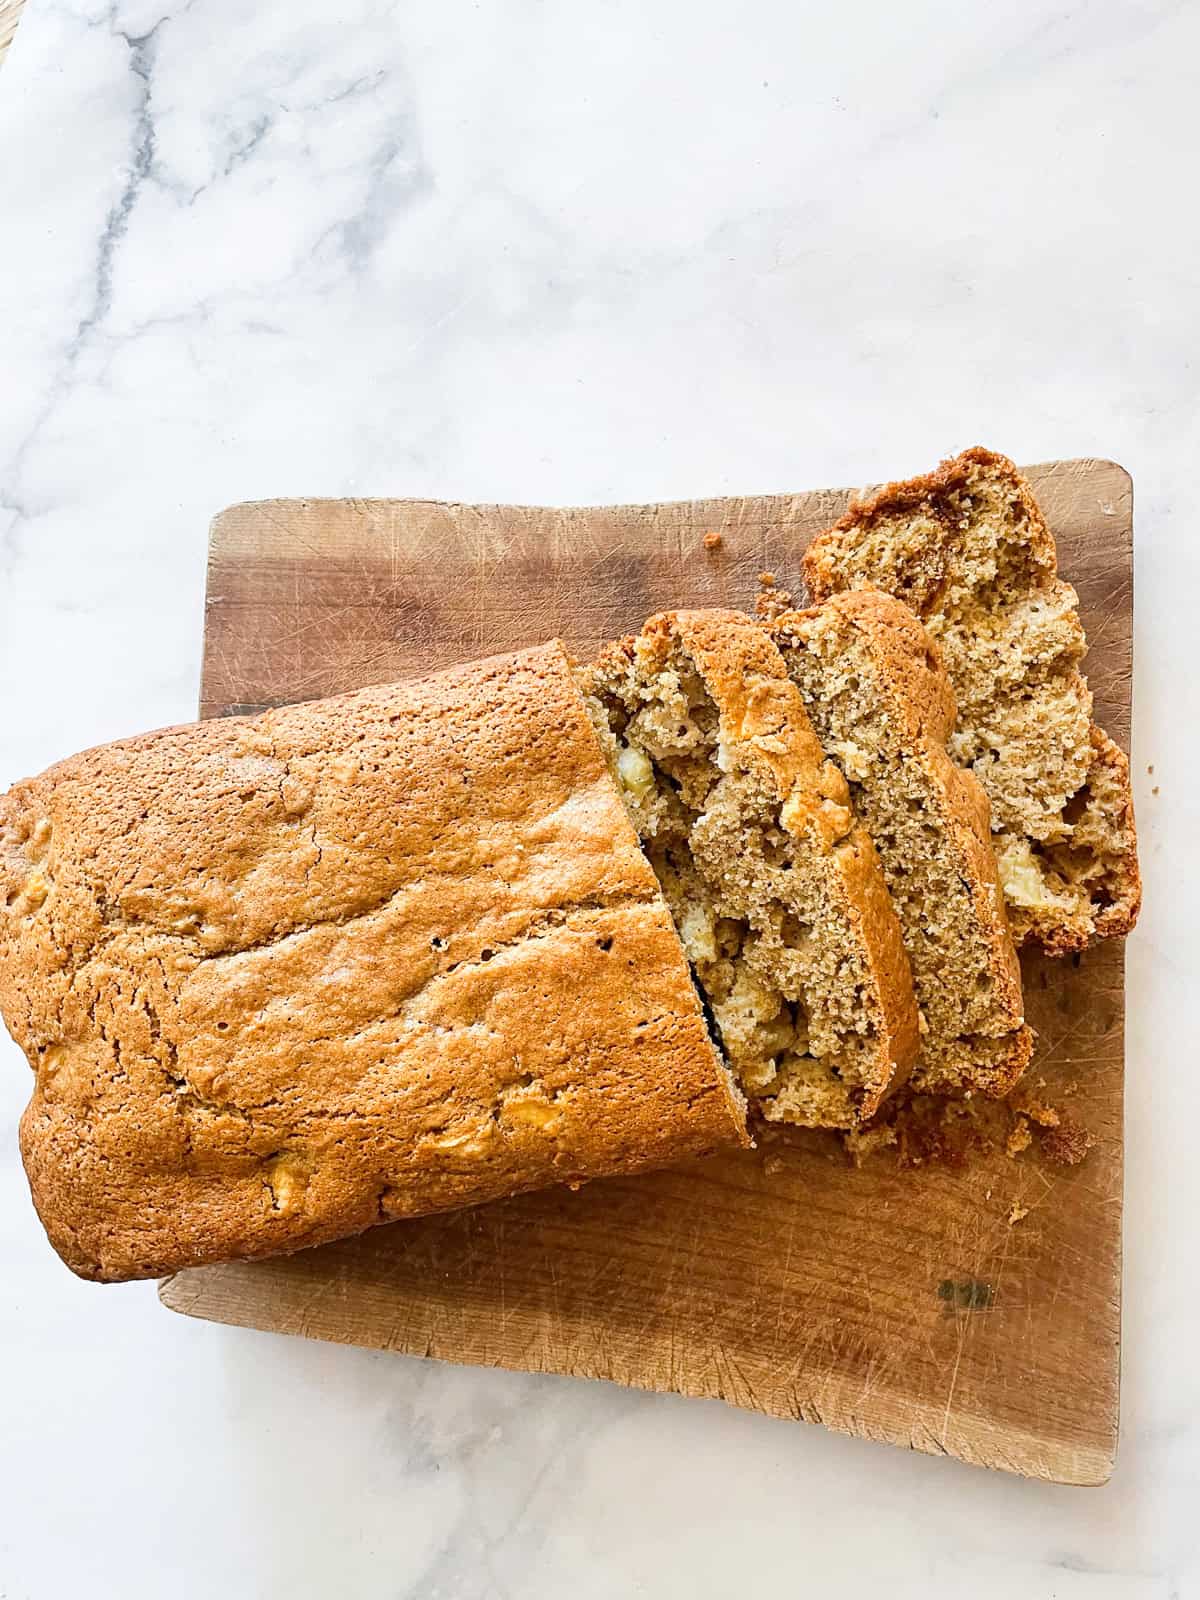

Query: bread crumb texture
[845,1087,1095,1172]
[771,592,1032,1099]
[581,608,918,1131]
[0,643,746,1281]
[803,447,1140,953]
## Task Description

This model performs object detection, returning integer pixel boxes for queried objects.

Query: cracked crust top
[585,609,919,1126]
[0,643,746,1281]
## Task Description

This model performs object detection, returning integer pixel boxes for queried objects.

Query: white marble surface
[0,1,1195,1594]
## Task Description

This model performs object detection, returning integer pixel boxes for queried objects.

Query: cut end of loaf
[803,447,1140,954]
[579,611,916,1130]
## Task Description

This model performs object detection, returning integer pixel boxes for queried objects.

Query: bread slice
[770,592,1033,1098]
[0,644,748,1281]
[803,448,1140,953]
[581,608,920,1128]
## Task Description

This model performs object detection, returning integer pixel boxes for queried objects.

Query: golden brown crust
[638,609,920,1118]
[802,447,1140,952]
[771,592,1033,1098]
[1088,730,1140,939]
[803,446,1060,631]
[0,644,747,1282]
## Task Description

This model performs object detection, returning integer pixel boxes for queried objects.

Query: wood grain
[0,0,25,67]
[163,459,1131,1485]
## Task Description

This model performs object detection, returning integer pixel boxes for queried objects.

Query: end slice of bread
[802,448,1140,953]
[770,592,1033,1098]
[581,608,919,1129]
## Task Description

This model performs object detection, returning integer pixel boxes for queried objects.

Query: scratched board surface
[162,459,1131,1484]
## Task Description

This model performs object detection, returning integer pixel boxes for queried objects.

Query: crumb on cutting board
[1039,1118,1095,1166]
[1006,1116,1033,1158]
[842,1081,1097,1174]
[755,572,794,621]
[1009,1092,1060,1128]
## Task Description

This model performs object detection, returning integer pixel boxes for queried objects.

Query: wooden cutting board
[161,458,1131,1485]
[0,0,24,67]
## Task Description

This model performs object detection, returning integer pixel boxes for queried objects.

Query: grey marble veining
[0,1,1197,1595]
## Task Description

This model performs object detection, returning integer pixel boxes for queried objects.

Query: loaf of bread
[581,609,920,1129]
[803,448,1140,953]
[0,644,748,1281]
[770,593,1033,1098]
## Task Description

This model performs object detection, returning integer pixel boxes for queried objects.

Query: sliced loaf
[582,608,920,1128]
[0,645,748,1281]
[770,592,1033,1098]
[802,447,1140,953]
